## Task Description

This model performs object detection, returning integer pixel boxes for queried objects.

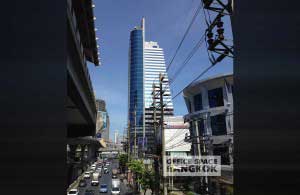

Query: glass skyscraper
[128,18,173,154]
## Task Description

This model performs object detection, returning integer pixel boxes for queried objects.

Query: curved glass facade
[128,19,174,153]
[129,29,144,133]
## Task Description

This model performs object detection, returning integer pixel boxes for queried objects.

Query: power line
[165,112,234,150]
[159,63,216,110]
[166,2,203,72]
[166,142,189,151]
[165,128,187,144]
[169,34,206,85]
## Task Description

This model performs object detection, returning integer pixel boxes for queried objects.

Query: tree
[127,160,145,192]
[127,160,155,194]
[118,154,128,173]
[141,169,155,195]
[186,192,194,195]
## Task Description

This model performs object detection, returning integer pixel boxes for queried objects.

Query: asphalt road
[77,159,135,195]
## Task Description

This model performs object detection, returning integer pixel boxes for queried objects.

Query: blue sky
[87,0,233,140]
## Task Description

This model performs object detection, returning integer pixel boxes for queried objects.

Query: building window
[186,99,192,113]
[189,121,194,136]
[208,87,224,108]
[210,114,227,136]
[213,146,230,165]
[197,120,205,136]
[193,93,203,111]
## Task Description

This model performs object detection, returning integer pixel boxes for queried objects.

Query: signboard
[98,111,107,130]
[164,155,221,177]
[100,111,107,129]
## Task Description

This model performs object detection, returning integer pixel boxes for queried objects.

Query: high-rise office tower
[128,18,173,154]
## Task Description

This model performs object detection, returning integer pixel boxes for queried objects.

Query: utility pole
[202,0,234,65]
[152,83,160,195]
[185,117,210,194]
[159,73,167,195]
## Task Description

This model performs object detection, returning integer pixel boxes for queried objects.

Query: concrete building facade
[183,73,233,195]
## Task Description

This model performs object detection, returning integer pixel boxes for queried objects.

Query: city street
[77,159,135,195]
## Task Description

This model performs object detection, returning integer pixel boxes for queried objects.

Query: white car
[91,165,96,171]
[67,189,79,195]
[91,180,99,186]
[83,171,90,179]
[111,186,120,195]
[91,172,100,186]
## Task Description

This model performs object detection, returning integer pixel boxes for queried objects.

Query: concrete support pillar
[80,144,86,162]
[87,144,92,162]
[69,144,77,160]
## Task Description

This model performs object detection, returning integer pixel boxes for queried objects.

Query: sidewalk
[139,189,152,195]
[67,172,84,192]
[122,178,136,194]
[67,165,89,192]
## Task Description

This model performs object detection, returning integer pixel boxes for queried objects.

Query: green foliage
[127,159,144,175]
[227,185,233,195]
[118,154,128,167]
[127,159,155,193]
[118,154,128,173]
[183,179,191,191]
[141,169,155,192]
[186,191,194,195]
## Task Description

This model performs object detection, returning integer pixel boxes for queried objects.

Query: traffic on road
[68,157,133,195]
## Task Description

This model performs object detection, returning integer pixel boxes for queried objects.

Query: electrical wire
[165,128,187,144]
[166,2,203,72]
[157,63,216,110]
[169,34,206,85]
[166,142,189,151]
[165,112,234,150]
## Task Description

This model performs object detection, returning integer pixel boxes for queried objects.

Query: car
[84,189,95,195]
[96,169,102,175]
[91,180,99,186]
[91,165,96,171]
[105,162,110,166]
[112,179,120,188]
[91,172,100,186]
[84,171,91,179]
[67,189,79,195]
[99,184,108,193]
[104,169,109,174]
[79,179,87,187]
[112,174,117,179]
[111,186,120,195]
